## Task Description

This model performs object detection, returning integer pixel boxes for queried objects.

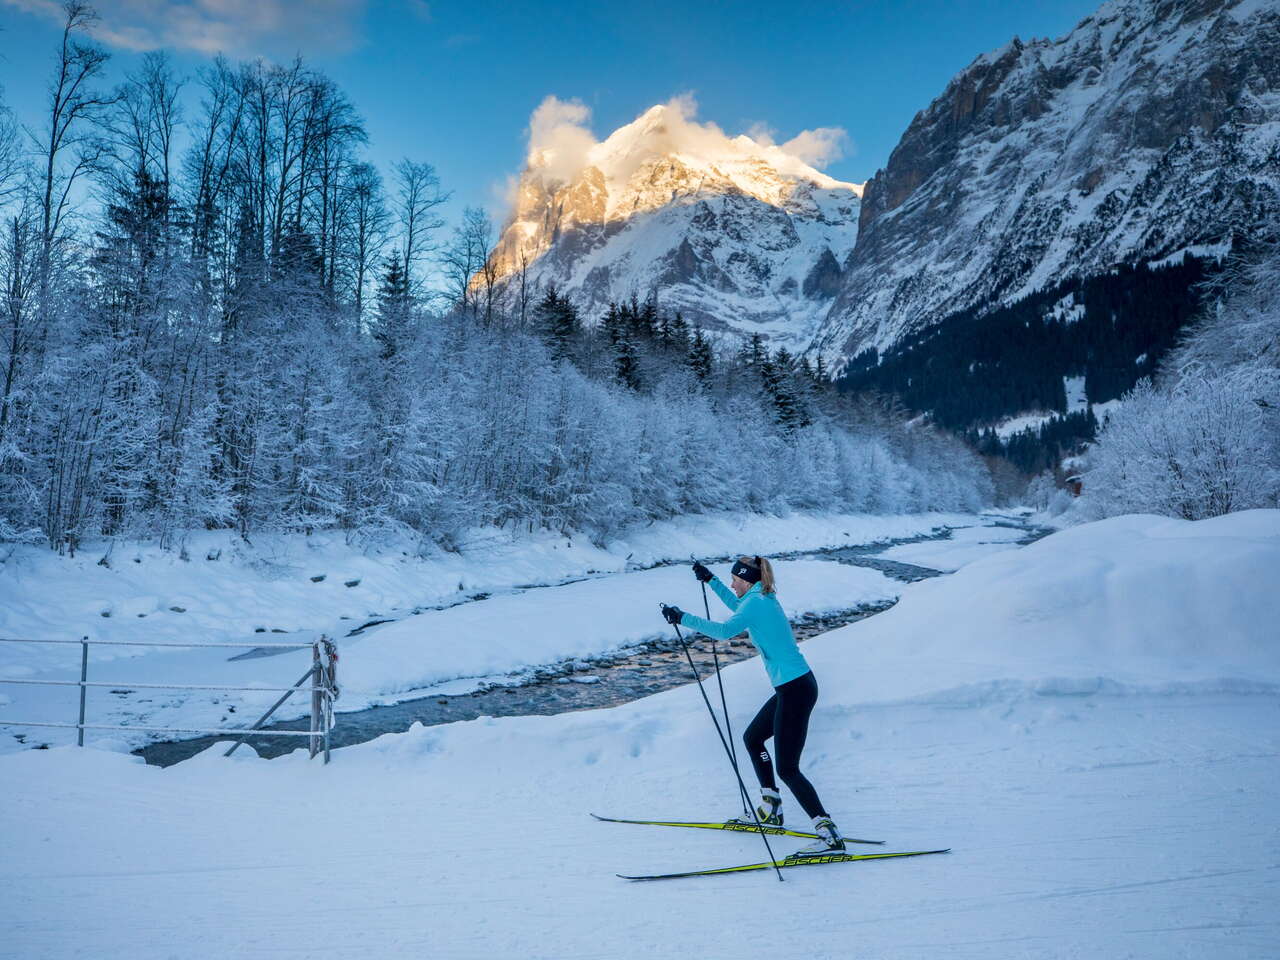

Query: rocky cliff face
[816,0,1280,366]
[490,105,861,351]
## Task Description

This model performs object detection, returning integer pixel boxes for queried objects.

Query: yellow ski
[619,847,951,881]
[590,812,884,845]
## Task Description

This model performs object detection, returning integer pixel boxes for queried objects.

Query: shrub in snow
[1084,375,1278,520]
[1024,470,1074,517]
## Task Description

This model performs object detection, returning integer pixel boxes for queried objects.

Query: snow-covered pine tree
[371,251,412,360]
[688,326,713,384]
[533,284,579,364]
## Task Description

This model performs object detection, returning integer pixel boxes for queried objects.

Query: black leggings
[742,670,827,820]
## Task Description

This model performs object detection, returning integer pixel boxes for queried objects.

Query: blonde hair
[740,555,777,595]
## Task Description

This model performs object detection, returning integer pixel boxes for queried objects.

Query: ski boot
[794,817,846,855]
[730,787,782,827]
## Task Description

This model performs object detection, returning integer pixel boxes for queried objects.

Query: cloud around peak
[524,93,852,186]
[527,95,598,184]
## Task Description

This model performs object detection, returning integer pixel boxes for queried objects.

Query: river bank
[136,517,1048,765]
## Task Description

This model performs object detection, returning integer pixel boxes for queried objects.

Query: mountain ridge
[816,0,1280,366]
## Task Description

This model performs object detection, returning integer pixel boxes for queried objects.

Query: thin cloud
[749,121,851,169]
[779,127,851,168]
[2,0,369,56]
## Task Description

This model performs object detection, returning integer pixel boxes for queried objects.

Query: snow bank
[805,510,1280,704]
[608,509,993,565]
[0,508,984,749]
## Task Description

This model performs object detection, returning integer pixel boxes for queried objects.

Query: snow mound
[876,522,1027,572]
[805,510,1280,705]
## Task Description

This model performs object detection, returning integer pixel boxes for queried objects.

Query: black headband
[731,559,761,584]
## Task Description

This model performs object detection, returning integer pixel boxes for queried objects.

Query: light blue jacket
[680,578,810,688]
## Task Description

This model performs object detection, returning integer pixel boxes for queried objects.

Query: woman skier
[661,556,845,854]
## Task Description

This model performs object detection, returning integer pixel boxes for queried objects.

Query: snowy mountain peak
[493,97,862,350]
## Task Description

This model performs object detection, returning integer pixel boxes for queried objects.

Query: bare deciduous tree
[440,206,495,321]
[394,159,450,298]
[0,93,22,205]
[30,1,117,336]
[185,57,246,268]
[104,51,184,192]
[346,162,389,326]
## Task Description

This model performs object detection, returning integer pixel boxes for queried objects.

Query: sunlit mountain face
[490,98,862,352]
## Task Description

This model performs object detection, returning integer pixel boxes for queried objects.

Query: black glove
[691,561,713,583]
[661,604,685,626]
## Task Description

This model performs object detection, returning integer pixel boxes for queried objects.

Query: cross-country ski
[619,848,953,882]
[590,812,885,844]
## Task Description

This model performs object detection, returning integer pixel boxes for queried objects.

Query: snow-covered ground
[0,511,985,753]
[1,510,1276,959]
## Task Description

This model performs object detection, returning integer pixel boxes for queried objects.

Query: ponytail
[756,555,777,595]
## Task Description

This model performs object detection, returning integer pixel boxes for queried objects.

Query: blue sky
[0,0,1102,225]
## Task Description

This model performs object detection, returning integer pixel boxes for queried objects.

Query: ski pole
[708,635,750,819]
[692,558,752,819]
[670,617,784,881]
[675,602,747,821]
[698,569,750,821]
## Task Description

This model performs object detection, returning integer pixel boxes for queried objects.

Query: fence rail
[0,635,340,762]
[5,721,322,736]
[2,678,329,693]
[0,637,309,649]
